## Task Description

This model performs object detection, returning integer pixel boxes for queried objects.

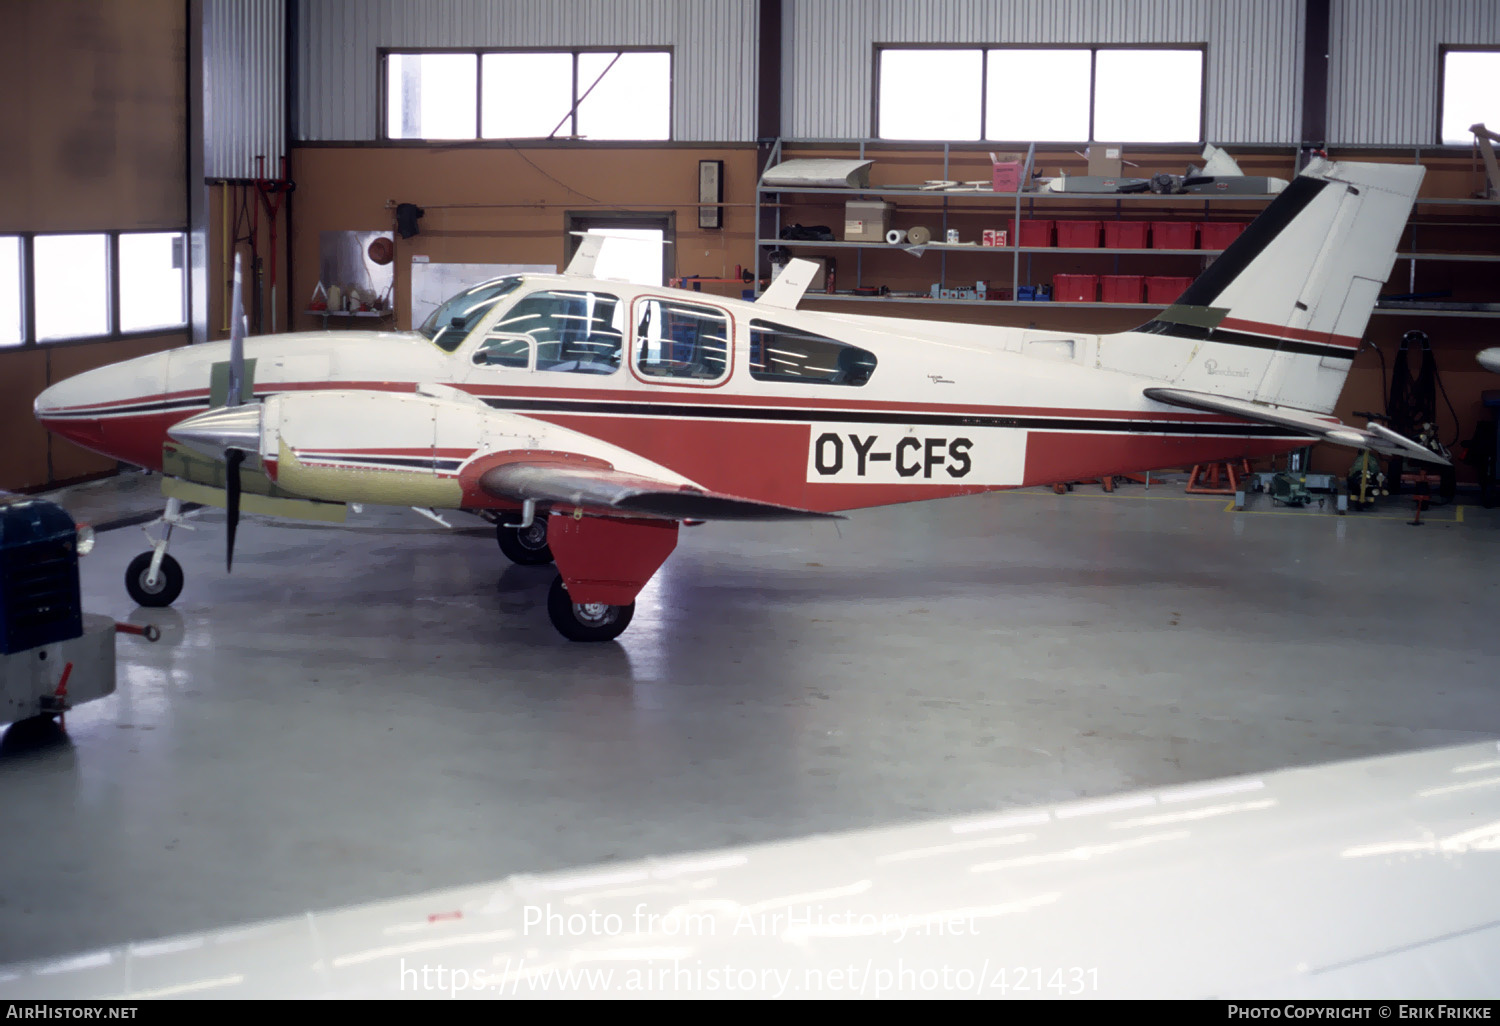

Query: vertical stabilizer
[1101,159,1424,414]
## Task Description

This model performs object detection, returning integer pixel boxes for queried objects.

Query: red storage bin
[1199,221,1247,250]
[1055,220,1102,248]
[1053,274,1099,302]
[1100,275,1146,304]
[1102,221,1150,249]
[1009,219,1055,247]
[1150,221,1197,250]
[1145,276,1194,304]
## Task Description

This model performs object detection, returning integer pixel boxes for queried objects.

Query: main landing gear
[546,575,634,642]
[542,514,678,643]
[496,515,553,565]
[125,497,191,607]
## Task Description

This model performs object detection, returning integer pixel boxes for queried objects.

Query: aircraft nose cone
[167,405,263,461]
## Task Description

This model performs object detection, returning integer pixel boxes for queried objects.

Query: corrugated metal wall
[784,0,1304,144]
[205,0,286,178]
[296,0,757,142]
[1329,0,1500,147]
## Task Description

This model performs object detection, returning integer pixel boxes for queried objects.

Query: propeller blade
[227,252,246,408]
[225,448,244,572]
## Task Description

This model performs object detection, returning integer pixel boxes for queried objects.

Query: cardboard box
[990,151,1025,192]
[981,229,1010,247]
[1088,144,1124,178]
[844,201,891,242]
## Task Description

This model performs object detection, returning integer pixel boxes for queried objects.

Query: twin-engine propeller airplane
[34,158,1443,642]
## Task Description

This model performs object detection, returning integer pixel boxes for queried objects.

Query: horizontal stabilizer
[1144,387,1450,465]
[480,463,842,521]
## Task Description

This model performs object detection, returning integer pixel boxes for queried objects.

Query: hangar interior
[0,0,1498,976]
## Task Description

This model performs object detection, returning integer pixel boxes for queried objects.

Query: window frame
[627,294,735,389]
[872,42,1207,144]
[0,228,188,350]
[1436,44,1500,147]
[485,287,628,377]
[377,45,675,142]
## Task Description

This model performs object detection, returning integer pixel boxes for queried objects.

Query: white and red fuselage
[33,280,1319,514]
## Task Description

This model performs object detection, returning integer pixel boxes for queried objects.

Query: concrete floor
[1,472,1496,963]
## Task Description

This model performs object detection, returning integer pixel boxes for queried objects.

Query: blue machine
[1,493,140,726]
[0,492,84,655]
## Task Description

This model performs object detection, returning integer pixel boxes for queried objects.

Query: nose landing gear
[124,497,192,607]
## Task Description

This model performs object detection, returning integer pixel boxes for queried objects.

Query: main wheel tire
[496,517,553,565]
[125,551,183,608]
[546,575,634,642]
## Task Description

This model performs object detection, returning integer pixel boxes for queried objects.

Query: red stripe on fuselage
[1217,317,1361,349]
[39,380,1302,513]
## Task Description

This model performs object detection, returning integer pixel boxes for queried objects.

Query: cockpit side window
[420,276,524,353]
[748,319,878,386]
[493,290,623,375]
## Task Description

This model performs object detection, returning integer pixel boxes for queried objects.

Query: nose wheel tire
[546,574,634,642]
[125,552,184,608]
[497,517,553,565]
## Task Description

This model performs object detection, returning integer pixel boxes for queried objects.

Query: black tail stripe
[1167,176,1332,311]
[1136,319,1355,359]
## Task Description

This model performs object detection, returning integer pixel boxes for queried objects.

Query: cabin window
[749,319,877,387]
[634,299,730,383]
[471,334,532,369]
[494,290,623,375]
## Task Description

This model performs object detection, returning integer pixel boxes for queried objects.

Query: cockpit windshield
[420,276,525,352]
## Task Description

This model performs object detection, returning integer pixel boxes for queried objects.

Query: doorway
[564,212,673,287]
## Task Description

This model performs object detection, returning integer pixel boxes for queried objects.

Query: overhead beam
[1300,0,1330,162]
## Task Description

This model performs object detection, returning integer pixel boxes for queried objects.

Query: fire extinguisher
[825,257,837,295]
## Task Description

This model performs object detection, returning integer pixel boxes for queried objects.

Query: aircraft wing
[1144,386,1450,465]
[479,461,841,521]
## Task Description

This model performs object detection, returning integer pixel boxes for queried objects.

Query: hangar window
[494,290,623,375]
[34,235,109,342]
[0,237,19,347]
[634,299,730,383]
[0,231,189,347]
[748,320,877,387]
[1440,49,1500,144]
[119,233,186,334]
[385,48,671,141]
[877,46,1204,143]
